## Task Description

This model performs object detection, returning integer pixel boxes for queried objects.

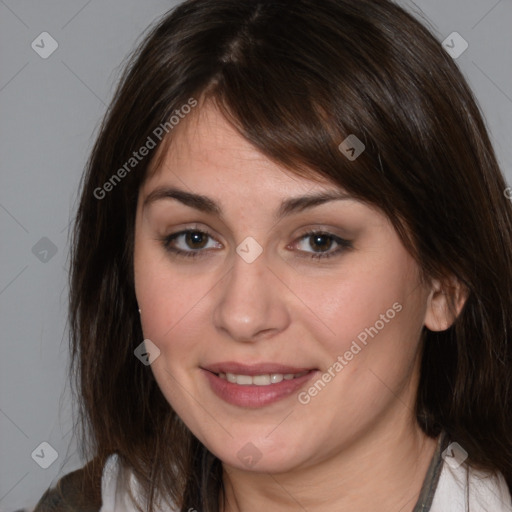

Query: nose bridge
[228,234,268,295]
[225,242,269,311]
[213,239,287,341]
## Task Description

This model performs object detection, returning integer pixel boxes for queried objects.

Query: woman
[34,0,512,510]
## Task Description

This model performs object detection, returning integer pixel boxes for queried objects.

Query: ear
[424,276,468,332]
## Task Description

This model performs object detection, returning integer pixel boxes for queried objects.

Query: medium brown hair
[69,0,512,510]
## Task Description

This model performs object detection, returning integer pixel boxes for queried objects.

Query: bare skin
[133,100,465,511]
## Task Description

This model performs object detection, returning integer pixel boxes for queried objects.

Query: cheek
[134,241,215,360]
[294,278,426,432]
[134,254,209,412]
[297,256,426,384]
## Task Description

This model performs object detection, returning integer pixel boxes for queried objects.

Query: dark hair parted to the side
[69,0,512,510]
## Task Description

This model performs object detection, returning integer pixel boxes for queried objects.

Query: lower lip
[201,369,319,408]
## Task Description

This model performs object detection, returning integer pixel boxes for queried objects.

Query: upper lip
[202,361,317,376]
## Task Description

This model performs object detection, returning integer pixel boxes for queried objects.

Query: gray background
[0,1,511,510]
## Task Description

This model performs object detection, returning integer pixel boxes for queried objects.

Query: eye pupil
[310,234,332,252]
[186,231,208,249]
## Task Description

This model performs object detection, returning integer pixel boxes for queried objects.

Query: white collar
[429,457,512,511]
[99,453,178,512]
[99,451,512,511]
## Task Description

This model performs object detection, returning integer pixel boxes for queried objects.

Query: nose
[212,246,291,343]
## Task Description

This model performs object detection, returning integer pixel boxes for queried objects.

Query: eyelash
[159,228,352,260]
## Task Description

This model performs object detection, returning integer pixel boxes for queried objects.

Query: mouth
[200,362,319,407]
[212,370,310,386]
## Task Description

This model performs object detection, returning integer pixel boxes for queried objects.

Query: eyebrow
[142,186,354,221]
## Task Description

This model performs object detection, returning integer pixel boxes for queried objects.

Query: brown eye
[309,233,334,252]
[161,229,222,259]
[294,231,353,260]
[185,231,209,249]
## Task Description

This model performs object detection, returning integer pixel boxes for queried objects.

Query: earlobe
[424,277,468,332]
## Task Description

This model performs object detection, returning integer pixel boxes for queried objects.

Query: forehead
[141,100,334,196]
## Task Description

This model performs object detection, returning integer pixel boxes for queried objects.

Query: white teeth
[219,371,309,386]
[253,374,271,386]
[270,373,284,384]
[235,374,253,385]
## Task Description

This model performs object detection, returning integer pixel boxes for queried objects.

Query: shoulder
[33,457,105,512]
[33,452,180,512]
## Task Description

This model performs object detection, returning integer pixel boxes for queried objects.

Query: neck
[220,412,438,512]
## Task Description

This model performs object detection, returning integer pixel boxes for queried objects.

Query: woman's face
[134,101,439,473]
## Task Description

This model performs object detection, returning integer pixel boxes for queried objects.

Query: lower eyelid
[164,231,220,251]
[160,230,351,258]
[294,232,351,251]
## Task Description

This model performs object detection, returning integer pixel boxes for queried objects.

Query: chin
[206,434,309,474]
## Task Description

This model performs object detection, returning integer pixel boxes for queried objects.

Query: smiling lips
[218,371,310,385]
[201,362,319,407]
